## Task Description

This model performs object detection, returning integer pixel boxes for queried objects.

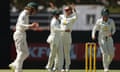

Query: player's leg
[10,33,29,72]
[53,50,63,72]
[9,33,17,72]
[53,38,64,72]
[102,53,109,72]
[99,38,109,72]
[15,37,29,72]
[61,35,71,72]
[46,43,57,71]
[107,37,115,68]
[53,55,58,72]
[63,42,71,72]
[58,43,64,72]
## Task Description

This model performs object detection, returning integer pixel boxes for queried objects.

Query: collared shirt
[16,10,30,32]
[59,12,77,32]
[92,18,116,38]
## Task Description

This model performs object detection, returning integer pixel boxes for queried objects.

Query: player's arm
[54,25,70,32]
[51,19,70,32]
[111,19,116,35]
[17,12,39,30]
[92,20,100,40]
[18,20,39,30]
[70,3,78,21]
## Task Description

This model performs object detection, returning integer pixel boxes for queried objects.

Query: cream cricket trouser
[12,31,29,72]
[61,32,71,69]
[46,37,63,70]
[98,36,115,69]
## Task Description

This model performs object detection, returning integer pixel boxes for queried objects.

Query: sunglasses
[65,9,70,12]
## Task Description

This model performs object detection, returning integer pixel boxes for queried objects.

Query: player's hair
[24,6,32,10]
[64,5,73,14]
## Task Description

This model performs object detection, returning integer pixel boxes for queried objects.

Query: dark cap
[101,8,109,16]
[26,2,38,10]
[52,10,61,16]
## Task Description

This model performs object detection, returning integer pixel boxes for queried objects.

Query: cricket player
[92,8,116,72]
[46,10,70,72]
[59,5,77,72]
[9,2,39,72]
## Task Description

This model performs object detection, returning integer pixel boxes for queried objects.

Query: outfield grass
[1,69,120,72]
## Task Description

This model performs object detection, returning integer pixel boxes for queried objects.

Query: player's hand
[31,22,39,28]
[30,22,40,31]
[70,2,76,12]
[65,29,70,32]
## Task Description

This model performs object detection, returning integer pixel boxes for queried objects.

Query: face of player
[31,8,37,15]
[55,14,59,19]
[103,15,109,22]
[65,9,72,16]
[29,8,37,15]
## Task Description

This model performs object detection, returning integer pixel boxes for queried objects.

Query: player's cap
[52,10,61,16]
[101,8,109,16]
[26,2,38,10]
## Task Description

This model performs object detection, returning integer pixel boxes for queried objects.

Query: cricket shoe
[65,69,70,72]
[52,68,57,72]
[45,66,53,72]
[61,69,65,72]
[48,69,54,72]
[104,68,109,72]
[8,64,15,72]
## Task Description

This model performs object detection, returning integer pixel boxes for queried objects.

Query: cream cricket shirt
[16,10,30,32]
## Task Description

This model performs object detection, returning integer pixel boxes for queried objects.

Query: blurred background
[7,0,120,69]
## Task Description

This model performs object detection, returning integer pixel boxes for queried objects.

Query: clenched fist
[31,22,39,28]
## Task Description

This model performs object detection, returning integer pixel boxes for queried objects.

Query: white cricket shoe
[61,69,65,72]
[65,69,70,72]
[45,66,53,72]
[8,64,15,72]
[104,68,109,72]
[52,68,57,72]
[48,69,53,72]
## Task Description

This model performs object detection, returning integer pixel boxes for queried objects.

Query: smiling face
[64,6,72,16]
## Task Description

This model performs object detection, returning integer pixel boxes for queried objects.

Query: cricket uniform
[9,10,31,72]
[46,17,65,71]
[59,12,77,69]
[92,18,116,70]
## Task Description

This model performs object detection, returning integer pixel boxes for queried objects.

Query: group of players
[8,1,116,72]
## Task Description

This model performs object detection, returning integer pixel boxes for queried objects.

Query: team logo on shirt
[103,26,109,31]
[63,19,67,25]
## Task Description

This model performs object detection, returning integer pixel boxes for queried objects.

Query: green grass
[1,69,120,72]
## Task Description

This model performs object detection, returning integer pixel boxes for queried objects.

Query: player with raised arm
[9,2,39,72]
[59,4,77,72]
[46,10,70,72]
[92,8,116,72]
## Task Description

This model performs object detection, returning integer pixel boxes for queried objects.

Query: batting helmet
[26,2,38,10]
[101,8,109,16]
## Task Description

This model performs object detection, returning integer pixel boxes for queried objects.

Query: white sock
[103,54,109,70]
[15,69,22,72]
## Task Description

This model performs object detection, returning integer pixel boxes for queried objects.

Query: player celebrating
[92,8,116,72]
[59,5,77,72]
[9,2,39,72]
[46,10,70,72]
